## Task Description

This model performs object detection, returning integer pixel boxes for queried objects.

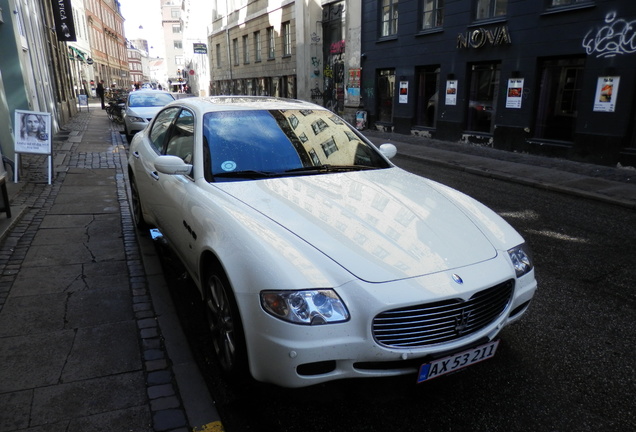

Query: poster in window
[399,81,408,103]
[14,110,52,155]
[593,76,619,112]
[445,80,457,106]
[506,78,524,109]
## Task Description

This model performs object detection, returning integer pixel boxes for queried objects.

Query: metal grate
[373,280,514,348]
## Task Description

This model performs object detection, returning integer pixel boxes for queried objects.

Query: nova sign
[457,26,511,49]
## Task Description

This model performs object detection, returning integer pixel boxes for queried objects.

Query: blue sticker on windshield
[221,161,237,171]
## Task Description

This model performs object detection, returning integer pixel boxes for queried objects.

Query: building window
[475,0,507,20]
[175,56,184,65]
[534,57,585,142]
[254,31,262,62]
[282,22,292,56]
[233,38,239,66]
[174,41,182,49]
[243,35,249,64]
[172,24,181,33]
[466,63,500,133]
[381,0,399,37]
[216,44,222,68]
[422,0,444,30]
[267,27,275,59]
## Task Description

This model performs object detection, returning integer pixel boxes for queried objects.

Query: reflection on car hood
[126,107,164,119]
[219,168,498,283]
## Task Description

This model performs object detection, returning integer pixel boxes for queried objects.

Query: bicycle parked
[105,88,128,124]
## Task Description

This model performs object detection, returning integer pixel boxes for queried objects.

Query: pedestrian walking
[96,80,105,109]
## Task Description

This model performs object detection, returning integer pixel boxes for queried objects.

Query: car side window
[165,109,194,165]
[148,107,180,153]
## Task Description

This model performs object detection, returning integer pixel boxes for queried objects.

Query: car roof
[167,96,325,113]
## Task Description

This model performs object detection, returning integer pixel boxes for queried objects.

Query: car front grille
[372,280,514,348]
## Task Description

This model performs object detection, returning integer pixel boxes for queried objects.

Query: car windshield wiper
[284,164,377,175]
[213,170,279,179]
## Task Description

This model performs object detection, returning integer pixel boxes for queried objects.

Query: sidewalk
[0,102,221,432]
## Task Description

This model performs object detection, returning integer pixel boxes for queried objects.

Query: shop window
[534,57,585,142]
[421,0,444,30]
[475,0,507,20]
[381,0,399,37]
[377,69,395,123]
[466,63,500,133]
[416,66,440,127]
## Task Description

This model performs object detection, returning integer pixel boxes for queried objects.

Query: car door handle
[132,151,141,159]
[150,171,159,181]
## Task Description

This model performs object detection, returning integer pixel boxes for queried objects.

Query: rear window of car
[203,109,389,180]
[129,92,175,108]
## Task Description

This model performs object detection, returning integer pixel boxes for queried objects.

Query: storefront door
[377,69,395,124]
[467,63,500,133]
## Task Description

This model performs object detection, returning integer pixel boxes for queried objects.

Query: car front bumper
[240,256,537,388]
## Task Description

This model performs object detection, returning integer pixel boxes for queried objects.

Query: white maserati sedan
[127,96,537,388]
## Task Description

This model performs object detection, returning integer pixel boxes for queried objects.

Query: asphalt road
[159,155,636,431]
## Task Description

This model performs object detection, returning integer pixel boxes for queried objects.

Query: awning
[69,46,87,62]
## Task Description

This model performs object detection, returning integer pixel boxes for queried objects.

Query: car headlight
[261,289,350,325]
[128,116,145,123]
[508,243,533,277]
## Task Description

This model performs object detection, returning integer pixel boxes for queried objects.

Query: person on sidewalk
[96,80,105,109]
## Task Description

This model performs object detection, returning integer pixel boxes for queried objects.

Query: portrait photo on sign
[14,110,52,155]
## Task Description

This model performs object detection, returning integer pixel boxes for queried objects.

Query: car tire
[204,268,248,378]
[124,125,133,143]
[130,175,150,230]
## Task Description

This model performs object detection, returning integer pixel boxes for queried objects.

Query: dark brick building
[360,0,636,166]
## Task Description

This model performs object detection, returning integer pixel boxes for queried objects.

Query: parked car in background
[123,89,175,142]
[127,96,537,388]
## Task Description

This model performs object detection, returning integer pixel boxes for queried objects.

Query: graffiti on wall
[582,12,636,57]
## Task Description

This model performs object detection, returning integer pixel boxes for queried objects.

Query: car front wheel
[204,270,246,376]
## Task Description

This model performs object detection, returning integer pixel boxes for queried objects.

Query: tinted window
[148,107,180,152]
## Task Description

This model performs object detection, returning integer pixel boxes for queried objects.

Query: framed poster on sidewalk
[13,110,53,184]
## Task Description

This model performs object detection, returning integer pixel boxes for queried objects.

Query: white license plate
[417,340,499,383]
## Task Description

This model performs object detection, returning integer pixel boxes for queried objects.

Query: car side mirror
[154,155,193,176]
[379,143,397,159]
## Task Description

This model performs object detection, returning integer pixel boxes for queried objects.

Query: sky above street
[118,0,165,57]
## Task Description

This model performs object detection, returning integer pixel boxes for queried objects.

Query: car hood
[126,106,163,119]
[217,168,500,283]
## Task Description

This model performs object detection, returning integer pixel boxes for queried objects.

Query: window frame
[254,31,262,62]
[474,0,507,21]
[380,0,399,38]
[267,27,276,59]
[421,0,444,31]
[232,38,239,66]
[282,21,292,57]
[243,35,250,64]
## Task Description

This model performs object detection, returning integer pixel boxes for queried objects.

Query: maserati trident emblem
[455,309,472,336]
[452,274,463,284]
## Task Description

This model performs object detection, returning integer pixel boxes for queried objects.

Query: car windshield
[203,109,390,181]
[128,92,175,108]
